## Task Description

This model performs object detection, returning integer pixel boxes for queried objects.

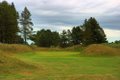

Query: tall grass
[104,43,120,48]
[83,44,120,56]
[0,44,32,53]
[0,44,36,74]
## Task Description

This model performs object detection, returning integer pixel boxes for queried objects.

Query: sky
[3,0,120,42]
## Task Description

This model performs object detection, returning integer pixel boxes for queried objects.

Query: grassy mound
[84,44,120,56]
[0,51,35,74]
[0,44,32,53]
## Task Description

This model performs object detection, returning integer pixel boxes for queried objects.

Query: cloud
[6,0,120,26]
[27,0,120,30]
[104,28,120,42]
[3,0,120,41]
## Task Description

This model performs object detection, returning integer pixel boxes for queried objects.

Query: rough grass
[0,44,32,53]
[104,43,120,48]
[0,51,36,73]
[0,47,36,80]
[30,45,85,52]
[83,44,120,56]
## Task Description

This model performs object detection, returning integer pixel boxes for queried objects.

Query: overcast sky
[4,0,120,42]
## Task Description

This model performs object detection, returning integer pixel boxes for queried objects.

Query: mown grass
[12,51,120,80]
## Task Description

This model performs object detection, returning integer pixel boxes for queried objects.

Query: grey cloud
[6,0,120,30]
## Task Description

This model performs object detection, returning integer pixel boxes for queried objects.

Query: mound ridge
[0,44,32,53]
[84,44,120,56]
[0,50,35,74]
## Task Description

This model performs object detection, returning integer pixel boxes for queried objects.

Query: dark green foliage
[71,26,83,45]
[60,17,107,47]
[0,1,19,43]
[30,29,60,47]
[60,30,74,48]
[82,17,107,45]
[52,31,60,46]
[67,29,73,46]
[114,40,120,44]
[15,36,24,44]
[20,7,33,44]
[30,17,107,48]
[60,30,69,48]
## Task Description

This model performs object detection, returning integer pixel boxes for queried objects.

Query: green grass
[5,51,119,80]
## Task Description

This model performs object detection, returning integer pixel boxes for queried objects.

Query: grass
[104,43,120,49]
[0,44,32,53]
[9,51,120,80]
[0,48,36,80]
[0,44,120,80]
[83,44,120,56]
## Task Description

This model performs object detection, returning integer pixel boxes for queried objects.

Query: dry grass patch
[66,74,118,80]
[0,44,32,53]
[0,51,36,74]
[84,44,120,56]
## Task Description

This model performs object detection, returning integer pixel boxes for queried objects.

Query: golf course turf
[0,51,119,80]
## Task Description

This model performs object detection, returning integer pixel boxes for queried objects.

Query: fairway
[1,51,119,80]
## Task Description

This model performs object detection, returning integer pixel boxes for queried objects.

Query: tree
[60,30,69,48]
[67,29,73,46]
[114,40,120,44]
[30,29,60,47]
[29,17,107,47]
[71,26,83,45]
[20,7,33,44]
[0,1,19,43]
[51,31,60,46]
[82,17,107,45]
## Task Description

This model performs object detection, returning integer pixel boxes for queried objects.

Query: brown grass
[0,50,36,74]
[0,44,32,53]
[83,44,120,56]
[0,44,36,74]
[65,74,118,80]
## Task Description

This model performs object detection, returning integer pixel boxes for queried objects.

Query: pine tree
[83,17,107,45]
[60,30,68,48]
[0,1,19,43]
[71,26,83,45]
[20,7,33,44]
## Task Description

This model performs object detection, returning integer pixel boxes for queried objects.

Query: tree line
[30,17,107,48]
[0,1,33,44]
[0,1,108,47]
